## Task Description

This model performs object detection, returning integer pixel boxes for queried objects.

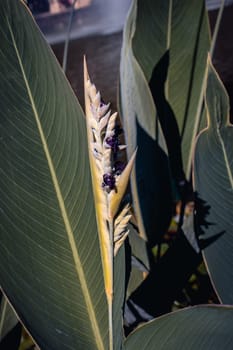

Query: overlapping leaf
[131,0,210,177]
[125,306,233,349]
[120,0,172,245]
[193,59,233,304]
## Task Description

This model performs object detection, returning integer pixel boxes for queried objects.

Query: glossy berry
[102,173,115,190]
[105,135,118,153]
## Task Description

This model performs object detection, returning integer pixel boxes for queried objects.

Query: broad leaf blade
[125,305,233,350]
[120,0,172,245]
[0,1,108,349]
[193,59,233,304]
[132,0,210,176]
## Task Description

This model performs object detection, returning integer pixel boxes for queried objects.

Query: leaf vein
[7,19,104,350]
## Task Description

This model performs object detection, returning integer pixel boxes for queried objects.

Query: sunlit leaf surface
[0,1,109,349]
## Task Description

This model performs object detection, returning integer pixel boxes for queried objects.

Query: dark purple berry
[102,173,115,190]
[105,135,118,153]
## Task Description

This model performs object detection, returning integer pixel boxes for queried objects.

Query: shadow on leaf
[135,118,172,246]
[194,192,225,250]
[149,50,185,186]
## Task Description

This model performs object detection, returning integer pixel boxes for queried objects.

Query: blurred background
[23,0,233,118]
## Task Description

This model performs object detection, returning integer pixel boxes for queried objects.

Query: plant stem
[108,297,113,350]
[108,218,114,350]
[209,0,225,58]
[62,0,78,73]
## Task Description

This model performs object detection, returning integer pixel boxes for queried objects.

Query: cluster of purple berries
[102,127,125,191]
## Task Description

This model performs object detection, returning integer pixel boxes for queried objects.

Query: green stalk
[108,296,113,350]
[62,0,78,73]
[108,218,114,350]
[209,0,225,58]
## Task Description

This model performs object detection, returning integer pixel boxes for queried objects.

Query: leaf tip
[205,54,230,128]
[108,148,137,219]
[83,55,90,85]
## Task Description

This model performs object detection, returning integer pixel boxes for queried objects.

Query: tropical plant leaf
[193,58,233,304]
[0,1,110,349]
[120,0,172,245]
[131,0,210,178]
[125,305,233,350]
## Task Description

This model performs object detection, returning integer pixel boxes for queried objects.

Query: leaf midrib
[7,17,104,350]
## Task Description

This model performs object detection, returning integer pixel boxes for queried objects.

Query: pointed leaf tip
[83,55,90,84]
[206,56,230,128]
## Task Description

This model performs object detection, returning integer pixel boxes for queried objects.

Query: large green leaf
[125,305,233,349]
[120,0,172,245]
[131,0,210,177]
[193,59,233,304]
[0,1,109,349]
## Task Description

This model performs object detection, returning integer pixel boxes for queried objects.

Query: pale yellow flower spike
[84,56,136,350]
[83,56,113,303]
